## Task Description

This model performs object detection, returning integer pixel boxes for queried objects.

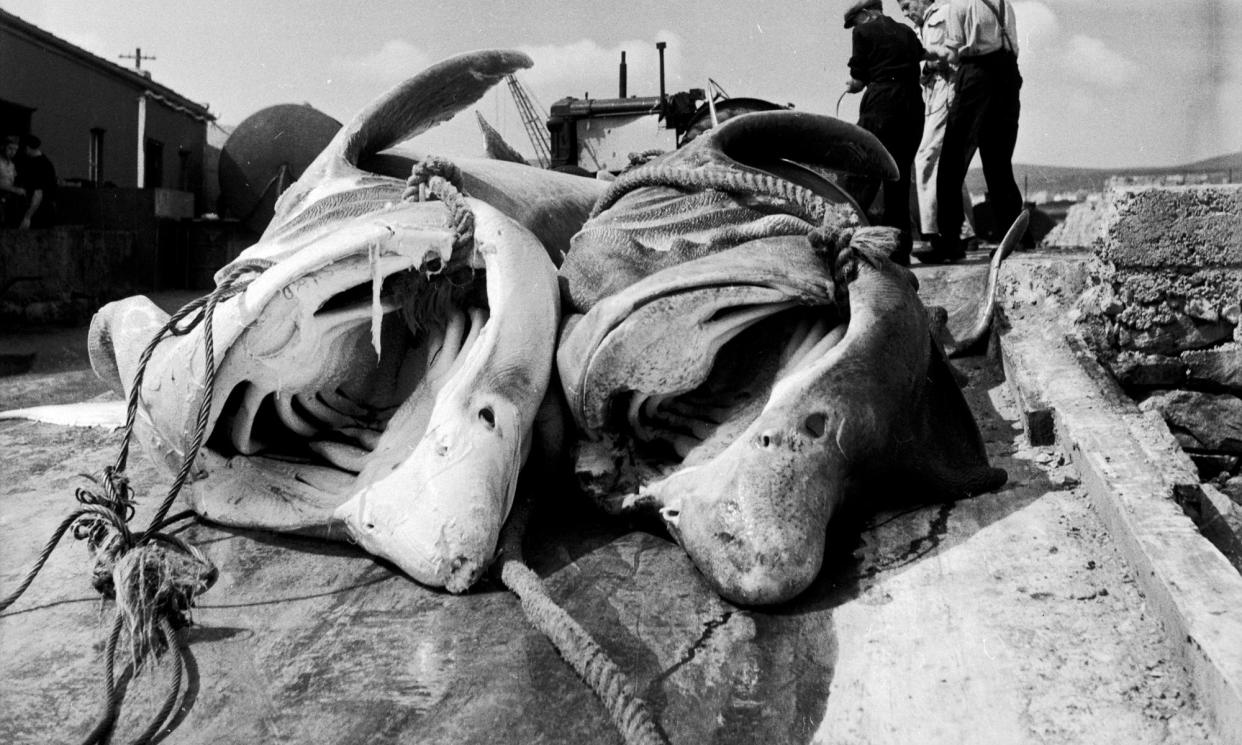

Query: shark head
[88,50,603,592]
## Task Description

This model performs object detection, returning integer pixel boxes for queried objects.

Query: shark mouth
[91,194,559,594]
[87,49,609,595]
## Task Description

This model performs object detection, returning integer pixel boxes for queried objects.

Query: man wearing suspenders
[902,0,979,255]
[916,0,1023,263]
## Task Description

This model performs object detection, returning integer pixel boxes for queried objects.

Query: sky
[5,0,1240,169]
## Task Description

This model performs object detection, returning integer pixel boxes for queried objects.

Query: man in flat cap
[844,0,925,264]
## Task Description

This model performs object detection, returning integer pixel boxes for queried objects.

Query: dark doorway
[0,98,34,139]
[144,137,164,188]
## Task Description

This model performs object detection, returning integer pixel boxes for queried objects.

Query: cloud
[1063,34,1139,88]
[1012,3,1139,90]
[1013,1,1058,56]
[516,32,686,104]
[332,40,433,84]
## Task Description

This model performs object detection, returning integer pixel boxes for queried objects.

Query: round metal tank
[218,104,341,234]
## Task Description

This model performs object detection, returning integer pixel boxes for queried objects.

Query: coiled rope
[0,258,270,744]
[407,157,668,744]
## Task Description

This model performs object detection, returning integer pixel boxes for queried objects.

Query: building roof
[0,7,215,121]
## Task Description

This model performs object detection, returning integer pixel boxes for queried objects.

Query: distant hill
[966,150,1242,202]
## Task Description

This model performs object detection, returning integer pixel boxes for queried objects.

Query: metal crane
[505,74,552,169]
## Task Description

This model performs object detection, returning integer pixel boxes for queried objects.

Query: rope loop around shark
[86,48,1011,606]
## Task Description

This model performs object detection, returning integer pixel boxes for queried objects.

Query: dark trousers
[936,50,1022,248]
[858,81,924,247]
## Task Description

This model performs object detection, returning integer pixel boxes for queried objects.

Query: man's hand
[923,43,959,65]
[846,77,866,94]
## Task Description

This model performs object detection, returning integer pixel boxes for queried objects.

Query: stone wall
[1044,196,1107,250]
[1075,184,1242,497]
[0,227,142,324]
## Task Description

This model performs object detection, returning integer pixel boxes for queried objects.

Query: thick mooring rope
[494,500,669,745]
[0,259,269,744]
[402,155,476,251]
[406,156,666,743]
[590,163,839,227]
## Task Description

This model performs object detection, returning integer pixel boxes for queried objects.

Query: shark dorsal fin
[266,49,533,234]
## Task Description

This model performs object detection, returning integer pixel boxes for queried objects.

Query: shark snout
[335,475,502,593]
[649,416,846,606]
[333,413,518,593]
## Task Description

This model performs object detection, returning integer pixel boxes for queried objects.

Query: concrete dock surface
[0,257,1235,744]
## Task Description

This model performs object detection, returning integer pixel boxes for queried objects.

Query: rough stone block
[0,227,139,305]
[1044,198,1106,250]
[1100,184,1242,268]
[1108,351,1187,387]
[1188,453,1240,481]
[1140,389,1242,454]
[1184,344,1242,390]
[1100,269,1242,355]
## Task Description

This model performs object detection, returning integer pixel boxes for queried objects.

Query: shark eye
[479,406,496,430]
[804,413,827,438]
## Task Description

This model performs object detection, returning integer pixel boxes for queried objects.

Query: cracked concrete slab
[999,305,1242,744]
[0,344,1221,744]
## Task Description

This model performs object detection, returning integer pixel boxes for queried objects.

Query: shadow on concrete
[498,351,1054,744]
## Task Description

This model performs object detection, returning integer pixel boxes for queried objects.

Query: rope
[591,157,871,318]
[493,500,669,745]
[807,225,860,309]
[406,153,662,742]
[402,155,475,251]
[590,164,836,228]
[0,258,270,744]
[128,618,186,745]
[79,612,125,745]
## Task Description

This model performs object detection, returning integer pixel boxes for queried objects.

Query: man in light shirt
[901,0,978,256]
[918,0,1024,262]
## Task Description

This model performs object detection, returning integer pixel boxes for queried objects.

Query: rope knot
[625,149,666,171]
[406,155,465,193]
[807,226,859,309]
[403,156,475,251]
[113,536,217,666]
[86,523,130,598]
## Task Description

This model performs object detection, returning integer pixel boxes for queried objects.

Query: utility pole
[119,47,156,70]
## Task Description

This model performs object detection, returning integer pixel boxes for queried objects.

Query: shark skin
[556,111,1007,605]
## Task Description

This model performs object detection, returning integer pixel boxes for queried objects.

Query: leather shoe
[913,236,964,264]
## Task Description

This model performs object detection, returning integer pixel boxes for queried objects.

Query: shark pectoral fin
[88,296,170,396]
[269,50,535,234]
[890,342,1008,499]
[711,110,899,181]
[189,451,355,537]
[943,210,1031,358]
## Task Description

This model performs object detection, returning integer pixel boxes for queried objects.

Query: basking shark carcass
[557,111,1009,605]
[88,50,604,593]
